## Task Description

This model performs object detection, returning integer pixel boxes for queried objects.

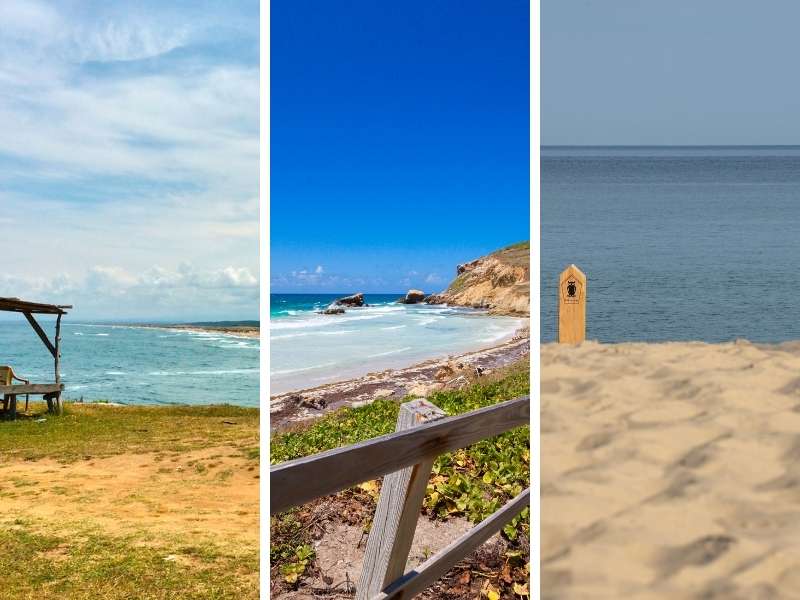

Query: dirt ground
[0,445,259,551]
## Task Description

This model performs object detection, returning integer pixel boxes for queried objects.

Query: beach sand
[542,340,800,599]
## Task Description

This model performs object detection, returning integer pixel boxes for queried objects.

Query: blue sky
[271,0,530,294]
[543,1,800,145]
[0,1,258,320]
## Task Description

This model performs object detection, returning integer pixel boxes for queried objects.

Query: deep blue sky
[543,1,800,145]
[271,0,529,293]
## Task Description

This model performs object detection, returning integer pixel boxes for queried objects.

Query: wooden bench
[0,383,64,419]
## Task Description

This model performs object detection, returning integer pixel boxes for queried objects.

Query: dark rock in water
[424,294,447,305]
[319,305,345,315]
[399,289,426,304]
[334,292,365,307]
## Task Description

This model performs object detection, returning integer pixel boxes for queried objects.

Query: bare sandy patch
[0,446,258,550]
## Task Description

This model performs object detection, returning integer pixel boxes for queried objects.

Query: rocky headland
[425,241,529,316]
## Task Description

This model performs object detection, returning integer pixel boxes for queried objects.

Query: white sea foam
[272,362,336,376]
[368,347,412,358]
[269,302,524,395]
[148,368,259,376]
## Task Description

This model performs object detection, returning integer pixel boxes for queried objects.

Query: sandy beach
[542,340,800,599]
[270,325,529,431]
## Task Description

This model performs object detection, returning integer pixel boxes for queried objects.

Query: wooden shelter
[0,297,71,419]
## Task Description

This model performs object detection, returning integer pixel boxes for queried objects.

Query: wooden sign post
[558,264,586,344]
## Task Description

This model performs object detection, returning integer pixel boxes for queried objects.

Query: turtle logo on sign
[561,277,582,304]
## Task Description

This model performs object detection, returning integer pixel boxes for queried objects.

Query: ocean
[541,146,800,343]
[270,294,525,395]
[0,321,259,406]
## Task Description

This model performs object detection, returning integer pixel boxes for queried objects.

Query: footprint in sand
[777,377,800,397]
[721,507,799,538]
[672,433,731,470]
[655,534,736,579]
[575,430,616,452]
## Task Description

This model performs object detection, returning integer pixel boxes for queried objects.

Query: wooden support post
[22,312,57,357]
[558,264,587,344]
[54,314,62,414]
[356,399,446,600]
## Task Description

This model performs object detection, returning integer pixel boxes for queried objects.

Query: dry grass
[0,403,259,599]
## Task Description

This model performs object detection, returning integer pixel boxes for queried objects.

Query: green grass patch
[0,403,259,462]
[0,521,257,599]
[497,240,530,252]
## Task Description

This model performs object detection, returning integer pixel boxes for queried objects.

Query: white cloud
[315,265,324,274]
[0,2,257,319]
[0,263,258,320]
[425,273,443,284]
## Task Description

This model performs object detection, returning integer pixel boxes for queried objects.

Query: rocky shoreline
[270,324,529,432]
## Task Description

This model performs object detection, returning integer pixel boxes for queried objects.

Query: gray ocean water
[541,146,800,342]
[0,321,258,406]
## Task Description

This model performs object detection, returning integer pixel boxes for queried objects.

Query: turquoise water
[270,294,525,395]
[0,320,259,406]
[541,146,800,342]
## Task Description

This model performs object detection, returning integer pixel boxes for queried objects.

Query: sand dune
[542,340,800,599]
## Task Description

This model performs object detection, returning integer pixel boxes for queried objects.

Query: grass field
[0,403,259,600]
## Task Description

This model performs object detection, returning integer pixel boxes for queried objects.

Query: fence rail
[270,395,531,598]
[374,488,530,600]
[270,395,528,514]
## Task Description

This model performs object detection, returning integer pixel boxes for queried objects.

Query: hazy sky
[0,0,258,320]
[543,1,800,145]
[271,0,530,293]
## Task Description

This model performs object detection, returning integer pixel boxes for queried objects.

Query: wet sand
[542,340,800,599]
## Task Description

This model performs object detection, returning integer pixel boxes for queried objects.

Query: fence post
[558,264,586,343]
[356,399,446,599]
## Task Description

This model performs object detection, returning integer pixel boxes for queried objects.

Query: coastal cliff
[427,241,530,315]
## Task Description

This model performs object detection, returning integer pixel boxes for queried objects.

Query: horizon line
[541,144,800,148]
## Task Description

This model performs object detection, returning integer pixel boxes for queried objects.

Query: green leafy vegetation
[270,359,530,590]
[279,544,315,584]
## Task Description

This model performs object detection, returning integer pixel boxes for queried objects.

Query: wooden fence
[270,396,530,599]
